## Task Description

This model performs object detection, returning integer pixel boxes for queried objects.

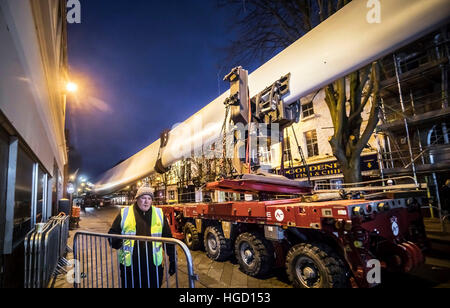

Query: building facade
[376,27,450,216]
[275,27,449,214]
[274,87,379,191]
[0,0,68,287]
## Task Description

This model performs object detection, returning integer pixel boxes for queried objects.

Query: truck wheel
[234,232,274,277]
[204,226,232,261]
[286,243,348,288]
[183,222,202,251]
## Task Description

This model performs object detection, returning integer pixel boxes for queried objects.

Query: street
[54,205,450,288]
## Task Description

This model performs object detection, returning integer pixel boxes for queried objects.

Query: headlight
[407,198,419,212]
[377,202,390,212]
[352,206,365,216]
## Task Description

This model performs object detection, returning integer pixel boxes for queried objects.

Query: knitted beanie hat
[135,184,154,200]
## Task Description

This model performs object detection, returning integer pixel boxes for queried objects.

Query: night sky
[66,0,261,181]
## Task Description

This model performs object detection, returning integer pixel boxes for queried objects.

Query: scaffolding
[376,28,450,229]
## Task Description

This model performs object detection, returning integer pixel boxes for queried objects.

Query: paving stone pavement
[52,205,292,288]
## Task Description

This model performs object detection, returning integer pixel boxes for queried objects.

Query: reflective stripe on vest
[118,205,164,267]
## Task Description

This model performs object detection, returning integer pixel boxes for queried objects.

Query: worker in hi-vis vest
[109,185,175,288]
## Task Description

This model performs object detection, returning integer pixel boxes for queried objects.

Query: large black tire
[285,243,348,288]
[183,222,203,251]
[203,226,232,261]
[234,232,274,277]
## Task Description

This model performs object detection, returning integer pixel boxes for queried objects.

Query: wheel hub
[207,234,218,252]
[240,243,255,266]
[186,232,192,244]
[295,257,321,287]
[303,267,317,279]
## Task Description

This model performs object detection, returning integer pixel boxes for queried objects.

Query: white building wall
[277,87,378,179]
[0,0,67,176]
[0,0,67,257]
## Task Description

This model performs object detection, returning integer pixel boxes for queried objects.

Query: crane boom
[94,0,450,195]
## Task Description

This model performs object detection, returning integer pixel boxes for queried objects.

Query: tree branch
[353,62,381,157]
[348,64,375,123]
[335,78,347,140]
[257,0,299,42]
[281,0,309,33]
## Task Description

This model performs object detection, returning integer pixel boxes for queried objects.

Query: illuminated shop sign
[277,155,379,179]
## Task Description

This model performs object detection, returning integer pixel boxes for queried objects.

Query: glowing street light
[66,82,78,93]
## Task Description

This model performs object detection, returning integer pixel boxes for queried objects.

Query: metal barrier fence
[72,231,198,288]
[49,214,70,259]
[24,214,70,288]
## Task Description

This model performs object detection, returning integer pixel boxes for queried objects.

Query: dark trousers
[119,263,164,288]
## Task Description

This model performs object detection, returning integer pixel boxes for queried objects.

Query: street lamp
[67,183,75,229]
[66,82,78,93]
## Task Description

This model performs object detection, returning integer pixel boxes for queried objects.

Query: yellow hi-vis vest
[119,205,164,267]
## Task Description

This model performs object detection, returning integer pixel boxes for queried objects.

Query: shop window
[0,128,9,251]
[43,176,52,221]
[13,146,34,247]
[305,130,319,158]
[0,129,8,206]
[36,168,45,223]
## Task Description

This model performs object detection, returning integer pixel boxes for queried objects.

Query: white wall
[0,0,67,176]
[285,89,378,167]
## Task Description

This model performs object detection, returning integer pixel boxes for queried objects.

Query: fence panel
[72,231,198,288]
[49,215,70,259]
[24,220,62,288]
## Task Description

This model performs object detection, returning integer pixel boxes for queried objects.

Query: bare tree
[325,63,380,183]
[219,0,332,65]
[219,0,380,183]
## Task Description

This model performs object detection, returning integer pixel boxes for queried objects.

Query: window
[0,129,8,207]
[315,180,328,190]
[0,128,9,251]
[259,147,272,166]
[305,130,319,157]
[301,91,319,119]
[13,146,34,247]
[169,190,176,201]
[36,167,45,223]
[51,163,59,217]
[283,137,293,163]
[44,176,52,221]
[428,123,450,145]
[302,101,314,118]
[330,179,343,190]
